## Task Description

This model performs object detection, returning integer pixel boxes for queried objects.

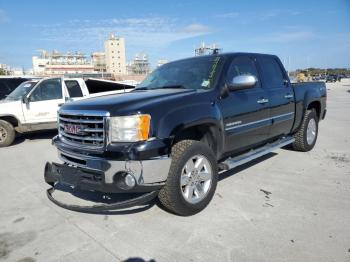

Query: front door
[218,55,270,154]
[22,78,65,124]
[257,56,295,138]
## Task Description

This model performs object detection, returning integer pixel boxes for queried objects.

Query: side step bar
[219,136,295,172]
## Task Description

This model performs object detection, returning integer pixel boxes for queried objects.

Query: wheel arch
[0,114,20,127]
[306,100,321,120]
[170,122,222,159]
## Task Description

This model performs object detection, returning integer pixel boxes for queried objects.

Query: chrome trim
[225,112,294,131]
[221,136,295,171]
[58,110,108,150]
[59,109,110,117]
[59,132,104,142]
[257,98,269,104]
[59,116,104,124]
[57,148,172,185]
[284,94,293,99]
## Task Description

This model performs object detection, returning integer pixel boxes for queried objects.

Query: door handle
[257,98,269,104]
[284,94,293,99]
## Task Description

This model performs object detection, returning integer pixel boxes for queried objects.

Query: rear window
[0,78,29,99]
[259,56,285,88]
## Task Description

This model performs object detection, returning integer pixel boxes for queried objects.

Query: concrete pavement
[0,80,349,262]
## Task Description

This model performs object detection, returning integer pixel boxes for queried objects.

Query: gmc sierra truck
[0,77,134,147]
[45,53,326,216]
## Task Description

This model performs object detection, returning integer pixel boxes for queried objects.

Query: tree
[0,68,7,75]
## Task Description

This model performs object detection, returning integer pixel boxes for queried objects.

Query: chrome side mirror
[228,75,257,90]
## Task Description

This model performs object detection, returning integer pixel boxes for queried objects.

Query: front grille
[58,111,108,149]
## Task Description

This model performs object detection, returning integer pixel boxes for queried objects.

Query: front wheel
[0,120,16,147]
[158,140,218,216]
[292,109,319,152]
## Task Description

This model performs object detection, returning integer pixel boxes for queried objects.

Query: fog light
[125,173,136,188]
[114,171,136,190]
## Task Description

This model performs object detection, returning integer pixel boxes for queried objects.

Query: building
[104,33,126,75]
[32,50,94,76]
[0,64,9,75]
[91,52,106,72]
[126,53,150,75]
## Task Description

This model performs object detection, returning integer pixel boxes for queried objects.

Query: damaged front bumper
[45,136,172,194]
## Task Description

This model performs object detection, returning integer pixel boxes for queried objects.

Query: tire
[158,140,218,216]
[292,109,318,152]
[0,120,16,147]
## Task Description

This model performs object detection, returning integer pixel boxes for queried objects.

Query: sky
[0,0,349,70]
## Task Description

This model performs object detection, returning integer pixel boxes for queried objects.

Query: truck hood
[61,88,199,115]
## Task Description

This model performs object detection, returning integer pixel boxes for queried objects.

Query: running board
[219,136,295,172]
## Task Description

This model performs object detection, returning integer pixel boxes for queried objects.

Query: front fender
[156,101,224,157]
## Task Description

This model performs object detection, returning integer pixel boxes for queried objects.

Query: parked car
[0,77,134,147]
[0,76,35,100]
[45,53,327,215]
[325,75,337,82]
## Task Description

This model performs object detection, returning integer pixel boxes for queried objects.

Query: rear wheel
[158,140,218,216]
[0,120,16,147]
[292,109,318,152]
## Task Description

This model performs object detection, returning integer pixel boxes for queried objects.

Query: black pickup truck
[45,52,326,215]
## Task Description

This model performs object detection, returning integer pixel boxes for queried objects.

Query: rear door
[257,56,294,138]
[23,78,65,124]
[219,55,270,154]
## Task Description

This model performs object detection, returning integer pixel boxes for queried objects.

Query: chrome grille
[58,110,108,149]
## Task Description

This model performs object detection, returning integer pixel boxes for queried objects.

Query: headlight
[110,114,151,142]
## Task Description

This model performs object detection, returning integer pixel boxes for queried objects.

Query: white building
[126,53,150,75]
[104,33,126,75]
[91,52,106,72]
[32,50,94,76]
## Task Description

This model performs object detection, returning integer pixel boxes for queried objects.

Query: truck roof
[167,52,278,64]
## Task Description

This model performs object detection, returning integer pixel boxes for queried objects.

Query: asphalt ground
[0,79,349,262]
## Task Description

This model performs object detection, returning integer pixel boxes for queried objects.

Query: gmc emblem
[64,124,82,135]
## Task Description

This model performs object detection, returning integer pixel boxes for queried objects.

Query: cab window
[258,56,285,88]
[226,56,260,87]
[30,78,62,102]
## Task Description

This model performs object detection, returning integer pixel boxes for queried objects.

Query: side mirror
[23,96,29,105]
[228,75,257,91]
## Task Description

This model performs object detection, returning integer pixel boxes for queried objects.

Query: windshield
[136,56,223,90]
[5,81,38,101]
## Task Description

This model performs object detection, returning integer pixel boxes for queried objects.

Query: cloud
[215,9,301,21]
[181,23,212,34]
[28,17,212,51]
[256,31,314,43]
[0,9,9,24]
[215,12,239,19]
